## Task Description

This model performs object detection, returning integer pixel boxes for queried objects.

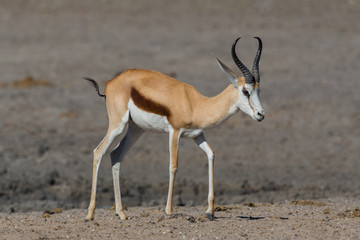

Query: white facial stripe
[237,84,264,120]
[250,89,264,111]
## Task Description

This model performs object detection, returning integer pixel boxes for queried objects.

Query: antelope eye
[242,89,250,98]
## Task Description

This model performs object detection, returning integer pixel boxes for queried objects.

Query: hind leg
[86,112,129,221]
[110,123,144,220]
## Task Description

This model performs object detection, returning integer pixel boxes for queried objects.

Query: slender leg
[110,123,144,220]
[86,112,129,221]
[194,133,215,220]
[165,128,181,215]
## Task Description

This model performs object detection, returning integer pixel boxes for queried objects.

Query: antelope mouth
[254,114,265,122]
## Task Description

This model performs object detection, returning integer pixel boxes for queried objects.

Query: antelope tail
[83,77,106,98]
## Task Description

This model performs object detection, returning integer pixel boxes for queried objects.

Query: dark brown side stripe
[131,87,171,118]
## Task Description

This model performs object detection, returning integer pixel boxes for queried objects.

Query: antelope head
[216,37,265,121]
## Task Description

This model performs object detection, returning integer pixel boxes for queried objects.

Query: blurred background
[0,0,359,212]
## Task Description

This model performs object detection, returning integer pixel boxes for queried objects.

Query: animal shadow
[237,216,265,220]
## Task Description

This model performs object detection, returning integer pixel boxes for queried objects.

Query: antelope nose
[256,111,265,121]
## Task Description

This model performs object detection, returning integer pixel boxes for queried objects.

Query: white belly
[128,99,170,133]
[128,100,204,138]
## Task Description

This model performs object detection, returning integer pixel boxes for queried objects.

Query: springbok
[84,37,265,221]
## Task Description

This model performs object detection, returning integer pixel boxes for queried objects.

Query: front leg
[194,133,215,220]
[165,128,180,215]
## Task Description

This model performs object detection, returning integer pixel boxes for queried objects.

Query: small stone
[323,209,331,214]
[42,213,51,218]
[52,208,62,214]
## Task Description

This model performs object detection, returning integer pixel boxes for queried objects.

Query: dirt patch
[243,202,257,207]
[0,76,54,89]
[213,204,242,212]
[0,0,359,214]
[338,209,360,218]
[290,200,327,207]
[1,199,359,239]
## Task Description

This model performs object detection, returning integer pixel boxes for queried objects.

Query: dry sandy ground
[0,0,359,239]
[1,199,360,239]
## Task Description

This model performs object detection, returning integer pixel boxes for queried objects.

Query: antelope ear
[214,56,239,88]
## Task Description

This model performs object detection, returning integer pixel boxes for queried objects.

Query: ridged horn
[252,37,262,83]
[231,37,255,84]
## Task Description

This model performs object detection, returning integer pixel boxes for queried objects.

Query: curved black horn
[231,37,254,84]
[252,37,262,83]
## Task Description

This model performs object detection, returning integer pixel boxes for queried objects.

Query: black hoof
[206,213,215,221]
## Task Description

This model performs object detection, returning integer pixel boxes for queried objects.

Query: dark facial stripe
[130,87,171,117]
[248,98,255,114]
